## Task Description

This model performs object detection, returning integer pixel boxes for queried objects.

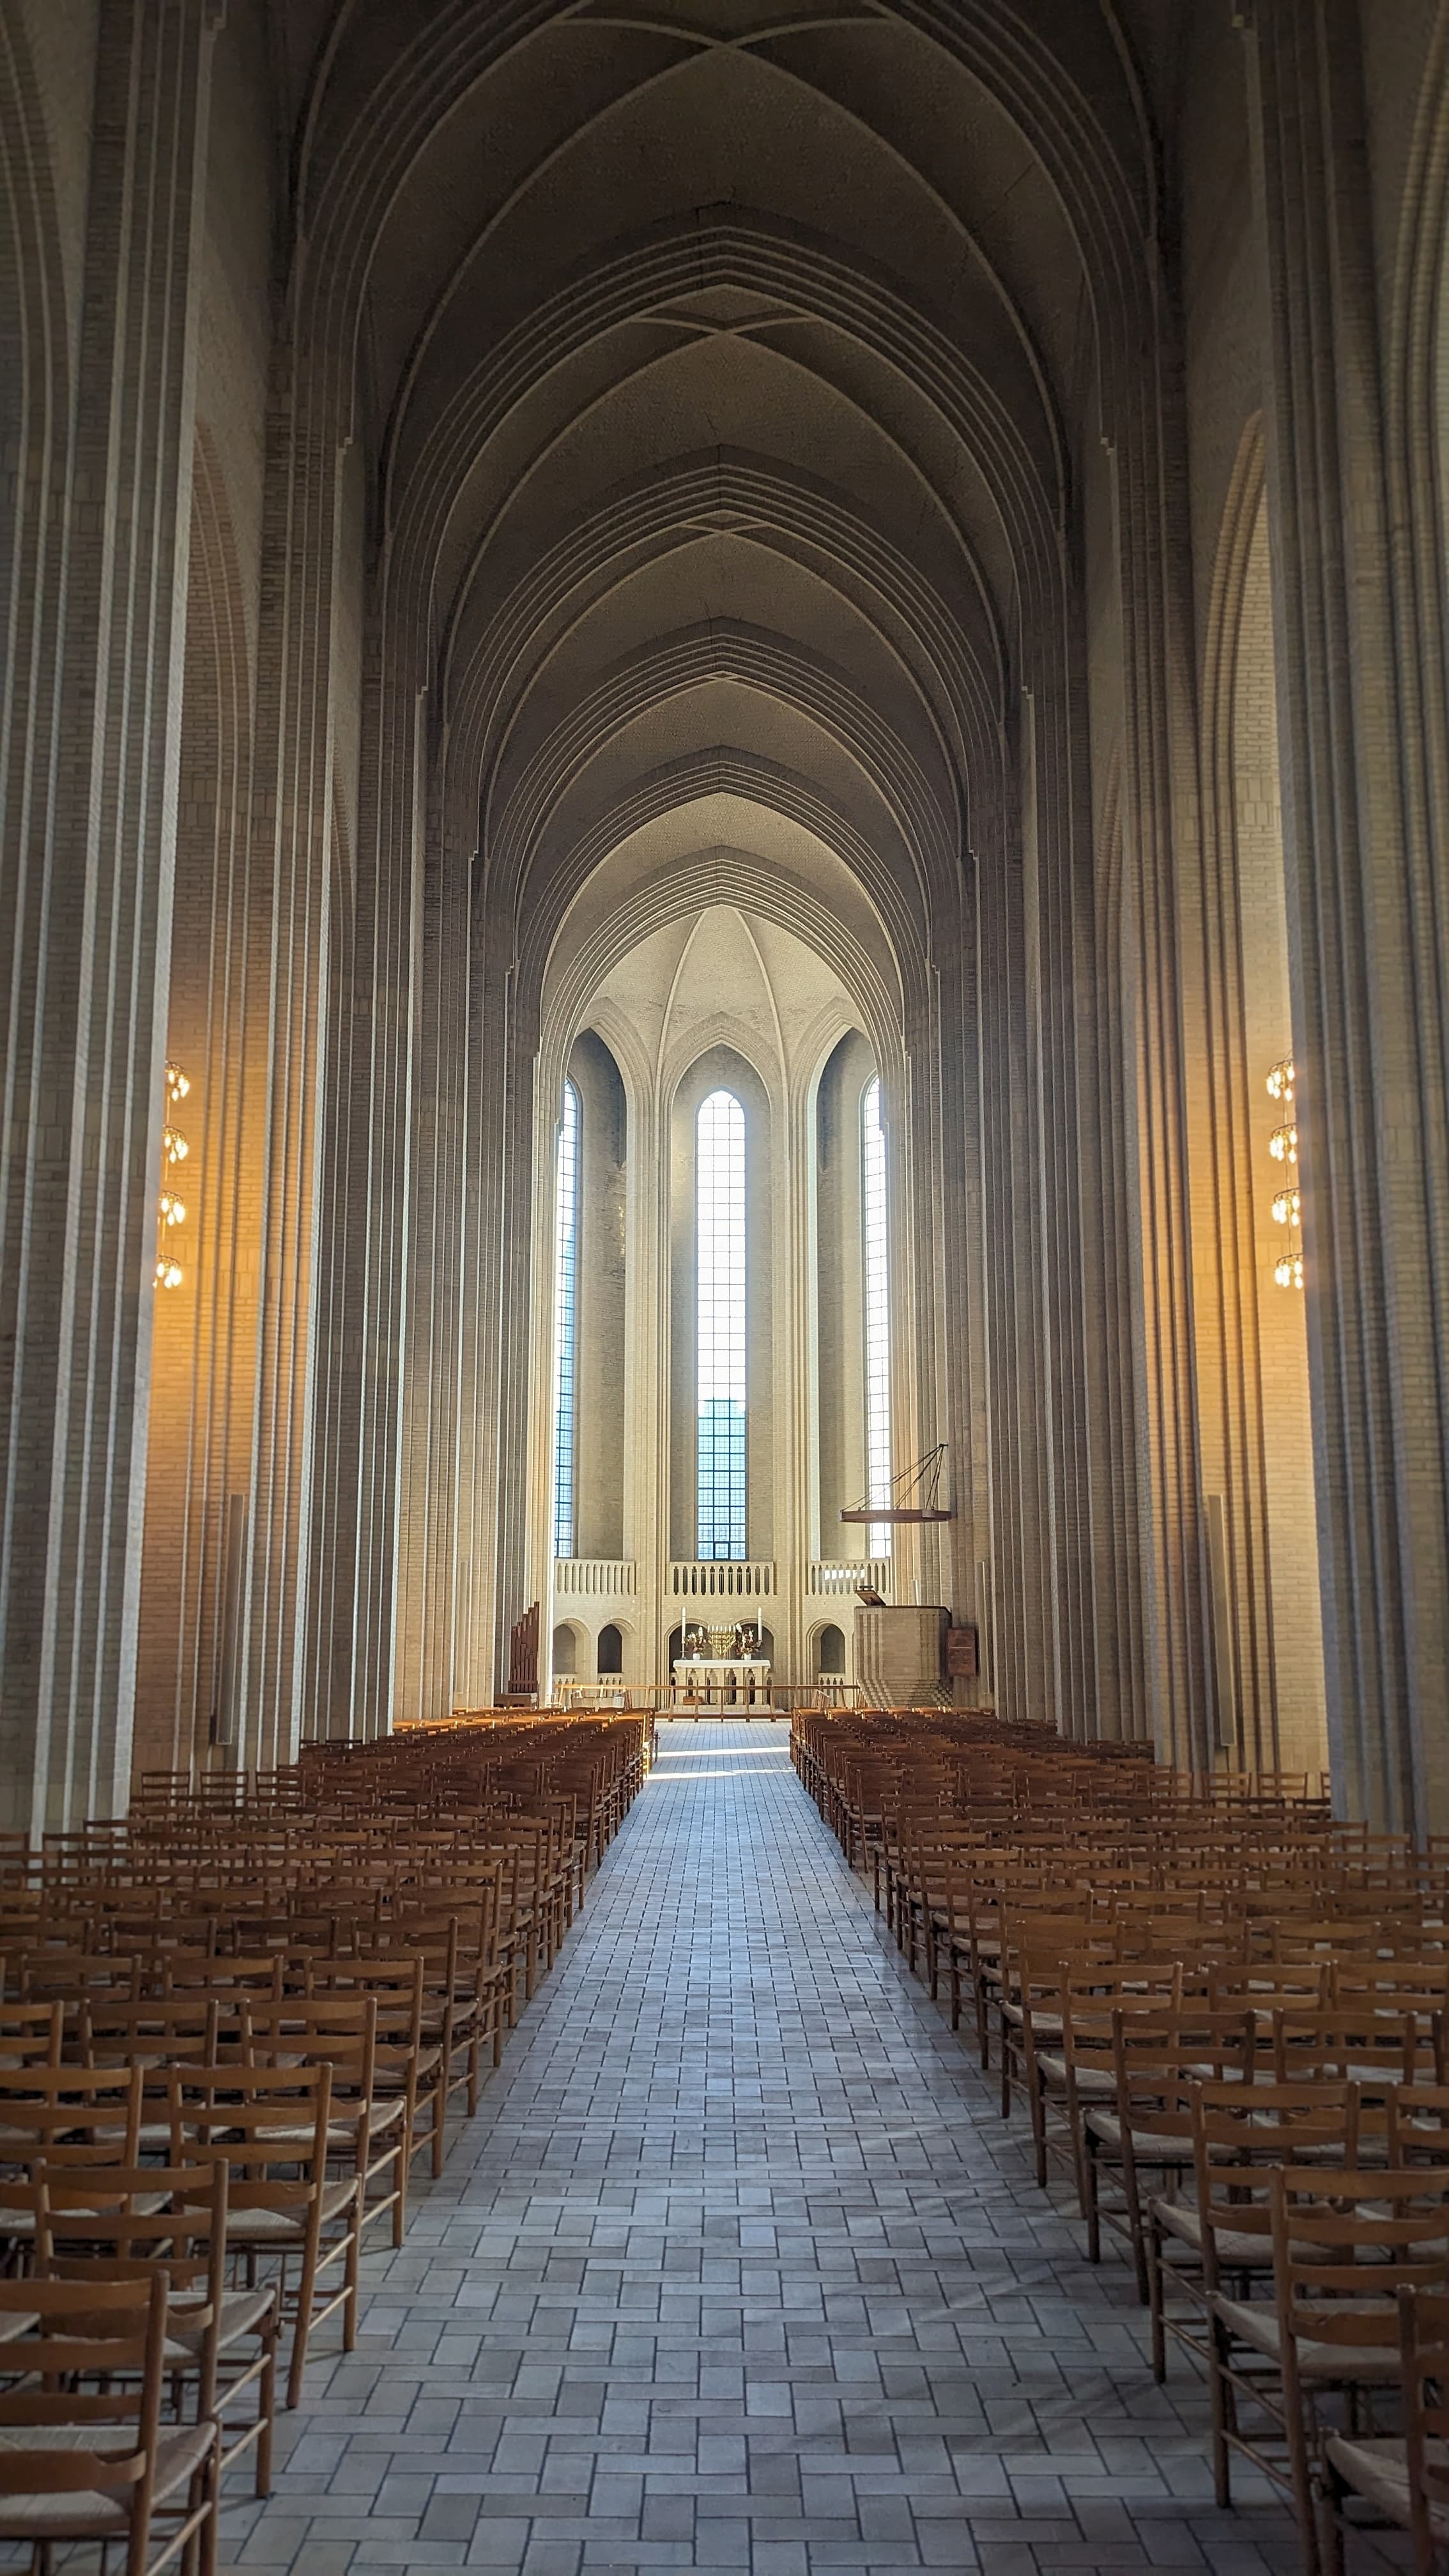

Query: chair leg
[1029,2070,1050,2191]
[288,2244,319,2409]
[1146,2211,1167,2383]
[1083,2135,1102,2265]
[257,2331,277,2497]
[1317,2458,1346,2576]
[1207,2310,1235,2511]
[392,2142,409,2248]
[344,2194,362,2348]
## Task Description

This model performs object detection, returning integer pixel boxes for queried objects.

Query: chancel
[3,4,1449,2568]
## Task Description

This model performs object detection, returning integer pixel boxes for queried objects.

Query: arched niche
[564,1030,627,1562]
[815,1622,846,1676]
[815,1030,879,1558]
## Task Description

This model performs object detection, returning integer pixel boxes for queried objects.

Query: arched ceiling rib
[282,1,1153,1015]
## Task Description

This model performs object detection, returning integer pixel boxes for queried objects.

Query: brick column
[1243,0,1449,1827]
[0,0,219,1831]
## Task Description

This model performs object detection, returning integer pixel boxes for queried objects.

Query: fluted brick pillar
[0,0,219,1832]
[1243,0,1449,1828]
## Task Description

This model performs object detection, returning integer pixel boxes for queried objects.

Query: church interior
[4,2,1449,2570]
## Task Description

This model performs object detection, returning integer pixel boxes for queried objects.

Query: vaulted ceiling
[283,1,1167,993]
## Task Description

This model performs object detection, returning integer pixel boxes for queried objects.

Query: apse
[530,870,946,1701]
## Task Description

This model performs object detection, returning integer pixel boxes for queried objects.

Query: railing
[553,1558,636,1598]
[553,1678,631,1708]
[808,1560,891,1597]
[668,1559,776,1600]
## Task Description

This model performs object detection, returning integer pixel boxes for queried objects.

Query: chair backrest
[1386,2085,1449,2165]
[0,2063,144,2170]
[78,1994,226,2072]
[43,2157,227,2398]
[0,2271,167,2513]
[1108,2011,1258,2140]
[0,2002,63,2069]
[1268,2005,1432,2085]
[1269,2165,1449,2380]
[1188,2080,1364,2288]
[239,1993,378,2088]
[167,2059,333,2214]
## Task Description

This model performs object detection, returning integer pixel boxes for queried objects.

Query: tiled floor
[223,1719,1312,2575]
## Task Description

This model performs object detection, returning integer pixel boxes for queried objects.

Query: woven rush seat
[1086,2108,1193,2159]
[1212,2292,1408,2380]
[162,2283,275,2358]
[0,2421,215,2537]
[220,2177,356,2240]
[1322,2433,1449,2536]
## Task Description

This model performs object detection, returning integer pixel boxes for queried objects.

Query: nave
[224,1723,1300,2576]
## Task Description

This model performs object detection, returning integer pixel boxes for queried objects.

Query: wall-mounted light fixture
[155,1061,190,1290]
[1266,1057,1302,1288]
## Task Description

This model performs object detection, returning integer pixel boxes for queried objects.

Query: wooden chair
[0,2065,146,2244]
[1323,2281,1449,2575]
[1209,2165,1449,2573]
[43,2158,279,2500]
[1146,2078,1365,2386]
[1082,2010,1257,2299]
[299,1957,435,2210]
[240,1992,407,2249]
[1054,1975,1186,2216]
[167,2062,353,2409]
[0,2271,218,2576]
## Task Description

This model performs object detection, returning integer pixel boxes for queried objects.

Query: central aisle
[228,1721,1299,2575]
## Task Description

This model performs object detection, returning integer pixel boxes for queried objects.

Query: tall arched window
[697,1089,746,1558]
[551,1079,580,1558]
[862,1076,891,1556]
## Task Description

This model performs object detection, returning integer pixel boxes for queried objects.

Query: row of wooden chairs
[796,1710,1449,2573]
[0,1713,652,2570]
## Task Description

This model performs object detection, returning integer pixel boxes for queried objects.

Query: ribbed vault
[275,0,1159,1736]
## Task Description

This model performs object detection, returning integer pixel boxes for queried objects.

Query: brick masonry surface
[218,1721,1326,2575]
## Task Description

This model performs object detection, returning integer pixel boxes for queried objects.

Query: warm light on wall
[155,1062,191,1289]
[1266,1057,1302,1288]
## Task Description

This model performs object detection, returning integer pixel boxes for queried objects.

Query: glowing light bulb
[165,1062,190,1101]
[1271,1189,1301,1227]
[1269,1122,1298,1165]
[162,1125,189,1164]
[1266,1058,1296,1103]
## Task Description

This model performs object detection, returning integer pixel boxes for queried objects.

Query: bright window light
[551,1080,580,1558]
[862,1075,891,1557]
[697,1089,746,1558]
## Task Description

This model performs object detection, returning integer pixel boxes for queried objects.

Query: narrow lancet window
[862,1075,892,1557]
[697,1089,746,1558]
[551,1080,580,1558]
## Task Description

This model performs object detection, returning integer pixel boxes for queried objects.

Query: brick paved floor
[220,1719,1321,2575]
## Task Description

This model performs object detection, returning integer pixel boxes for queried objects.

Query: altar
[671,1656,772,1710]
